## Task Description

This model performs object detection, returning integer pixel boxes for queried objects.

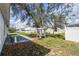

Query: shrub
[8,27,16,33]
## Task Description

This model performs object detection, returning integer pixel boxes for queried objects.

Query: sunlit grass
[33,35,79,55]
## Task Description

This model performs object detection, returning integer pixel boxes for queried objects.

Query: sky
[10,3,79,26]
[67,4,79,24]
[10,3,48,26]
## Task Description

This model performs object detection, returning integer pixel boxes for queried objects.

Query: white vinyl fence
[65,27,79,42]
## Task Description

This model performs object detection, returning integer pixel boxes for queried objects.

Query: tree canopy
[10,3,73,29]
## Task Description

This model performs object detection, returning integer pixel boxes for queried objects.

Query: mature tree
[46,3,73,34]
[10,3,47,38]
[26,4,46,38]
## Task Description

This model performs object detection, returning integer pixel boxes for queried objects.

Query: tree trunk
[36,28,46,38]
[54,26,57,31]
[54,20,57,32]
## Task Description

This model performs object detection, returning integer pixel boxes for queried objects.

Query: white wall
[0,10,7,53]
[65,27,79,42]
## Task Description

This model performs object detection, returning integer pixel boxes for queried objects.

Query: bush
[8,27,16,33]
[46,33,65,39]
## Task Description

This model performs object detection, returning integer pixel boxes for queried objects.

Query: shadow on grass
[1,40,50,56]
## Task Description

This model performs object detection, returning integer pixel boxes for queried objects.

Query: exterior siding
[0,10,7,53]
[0,4,9,53]
[0,3,9,26]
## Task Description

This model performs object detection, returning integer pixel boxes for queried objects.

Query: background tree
[46,3,73,34]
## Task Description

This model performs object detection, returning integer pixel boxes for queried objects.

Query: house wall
[0,3,9,26]
[0,4,9,54]
[65,27,79,42]
[0,10,8,53]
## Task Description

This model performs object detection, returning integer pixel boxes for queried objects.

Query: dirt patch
[46,48,72,56]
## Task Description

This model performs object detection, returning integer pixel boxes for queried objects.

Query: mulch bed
[1,41,50,56]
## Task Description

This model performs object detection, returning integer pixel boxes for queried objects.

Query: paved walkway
[46,49,63,56]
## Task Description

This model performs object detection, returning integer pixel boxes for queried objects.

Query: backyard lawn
[33,36,79,56]
[1,32,79,56]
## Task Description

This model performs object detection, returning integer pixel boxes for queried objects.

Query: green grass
[9,32,37,38]
[33,35,79,55]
